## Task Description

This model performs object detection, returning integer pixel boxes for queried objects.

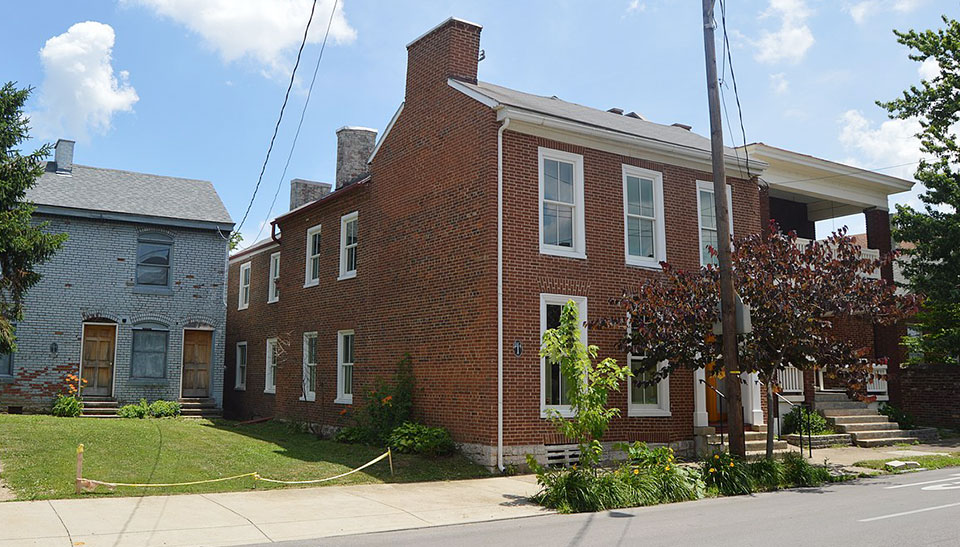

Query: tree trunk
[765,376,776,459]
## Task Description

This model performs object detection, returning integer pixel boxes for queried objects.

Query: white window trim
[264,337,278,394]
[235,342,247,390]
[238,262,251,310]
[540,293,587,418]
[695,180,734,267]
[335,330,355,404]
[301,332,317,401]
[304,223,322,287]
[627,357,671,417]
[338,212,358,281]
[622,165,666,269]
[538,147,586,259]
[267,252,280,303]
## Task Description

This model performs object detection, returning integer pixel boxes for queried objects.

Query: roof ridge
[67,162,212,185]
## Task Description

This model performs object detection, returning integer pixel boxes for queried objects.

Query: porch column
[865,207,899,401]
[741,372,764,425]
[693,368,709,428]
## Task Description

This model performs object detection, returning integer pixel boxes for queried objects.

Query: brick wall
[1,214,229,412]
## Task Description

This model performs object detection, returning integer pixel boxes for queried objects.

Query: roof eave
[33,204,235,233]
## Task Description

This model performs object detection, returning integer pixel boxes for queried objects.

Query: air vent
[672,123,692,131]
[545,444,581,467]
[607,107,624,115]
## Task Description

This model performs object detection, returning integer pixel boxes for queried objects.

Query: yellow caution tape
[80,451,391,490]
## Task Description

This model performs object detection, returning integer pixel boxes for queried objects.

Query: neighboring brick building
[223,18,916,468]
[0,140,234,413]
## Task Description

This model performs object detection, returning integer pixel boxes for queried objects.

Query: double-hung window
[136,232,173,288]
[540,294,587,417]
[130,323,168,379]
[238,262,251,310]
[302,332,317,401]
[696,180,734,267]
[339,212,358,280]
[0,329,13,378]
[623,165,666,268]
[539,148,585,259]
[305,224,322,286]
[235,342,247,390]
[265,337,278,394]
[268,252,280,303]
[336,330,354,403]
[628,357,671,417]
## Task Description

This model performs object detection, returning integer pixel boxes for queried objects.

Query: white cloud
[753,0,815,65]
[918,58,941,81]
[626,0,646,13]
[769,72,789,94]
[848,0,924,24]
[31,21,138,140]
[838,110,922,180]
[125,0,355,77]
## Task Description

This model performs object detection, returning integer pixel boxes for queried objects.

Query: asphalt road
[270,467,960,547]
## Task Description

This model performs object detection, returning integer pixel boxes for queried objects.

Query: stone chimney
[405,17,482,106]
[335,127,376,189]
[54,139,74,175]
[289,179,332,210]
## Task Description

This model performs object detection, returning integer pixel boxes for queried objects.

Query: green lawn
[0,415,489,500]
[854,452,960,471]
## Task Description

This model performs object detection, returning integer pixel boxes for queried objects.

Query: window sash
[630,359,659,406]
[265,339,277,392]
[136,242,171,286]
[239,264,251,308]
[625,175,657,259]
[540,294,586,415]
[0,352,12,376]
[131,330,168,379]
[697,183,733,267]
[268,253,280,301]
[344,220,357,274]
[303,333,317,397]
[338,331,354,401]
[235,343,247,388]
[306,227,322,284]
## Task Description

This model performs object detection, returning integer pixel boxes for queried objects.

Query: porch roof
[742,143,915,221]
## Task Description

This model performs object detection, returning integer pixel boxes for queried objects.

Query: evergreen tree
[880,17,960,365]
[0,82,67,354]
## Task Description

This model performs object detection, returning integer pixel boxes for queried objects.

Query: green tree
[880,17,960,365]
[540,301,632,467]
[0,82,67,354]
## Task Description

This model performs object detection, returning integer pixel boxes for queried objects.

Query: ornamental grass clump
[702,451,752,496]
[747,458,787,491]
[616,441,704,503]
[783,451,831,487]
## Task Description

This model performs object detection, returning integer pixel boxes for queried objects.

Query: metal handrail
[699,378,726,450]
[757,378,797,446]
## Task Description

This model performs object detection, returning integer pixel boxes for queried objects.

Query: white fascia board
[747,144,914,193]
[368,102,404,164]
[499,107,765,178]
[448,79,501,108]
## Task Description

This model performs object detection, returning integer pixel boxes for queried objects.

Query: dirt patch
[0,459,15,501]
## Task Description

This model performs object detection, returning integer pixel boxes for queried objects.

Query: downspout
[497,115,510,472]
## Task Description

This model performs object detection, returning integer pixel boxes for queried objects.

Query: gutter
[497,114,510,472]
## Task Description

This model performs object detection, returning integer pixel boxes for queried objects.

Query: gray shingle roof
[27,162,233,226]
[457,80,744,159]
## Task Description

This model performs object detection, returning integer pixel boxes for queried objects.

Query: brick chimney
[289,178,332,210]
[405,17,482,105]
[54,139,74,175]
[336,127,376,189]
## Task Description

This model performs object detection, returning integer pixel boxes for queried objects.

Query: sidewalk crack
[47,500,74,545]
[200,494,274,543]
[342,490,433,525]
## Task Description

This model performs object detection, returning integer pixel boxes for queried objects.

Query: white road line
[885,473,960,489]
[859,502,960,522]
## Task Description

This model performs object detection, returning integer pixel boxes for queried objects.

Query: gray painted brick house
[0,140,234,413]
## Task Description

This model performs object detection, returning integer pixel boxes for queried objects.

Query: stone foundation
[459,439,696,471]
[784,433,852,449]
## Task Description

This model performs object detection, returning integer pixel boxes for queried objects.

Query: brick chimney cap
[406,17,482,49]
[336,126,378,134]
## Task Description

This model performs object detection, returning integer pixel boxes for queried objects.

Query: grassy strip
[853,452,960,471]
[0,414,488,500]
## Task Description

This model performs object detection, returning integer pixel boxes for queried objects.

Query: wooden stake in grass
[388,447,394,476]
[75,444,84,495]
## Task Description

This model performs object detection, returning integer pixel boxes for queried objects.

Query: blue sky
[2,0,950,245]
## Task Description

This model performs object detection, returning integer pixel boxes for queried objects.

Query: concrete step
[707,438,789,452]
[851,429,917,441]
[815,401,869,410]
[82,402,119,409]
[745,448,796,461]
[856,437,925,448]
[821,408,879,417]
[828,414,892,425]
[80,414,121,418]
[813,391,851,402]
[706,431,768,444]
[838,422,900,432]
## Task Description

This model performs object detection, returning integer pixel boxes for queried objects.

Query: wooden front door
[81,324,116,397]
[705,363,728,424]
[182,330,212,398]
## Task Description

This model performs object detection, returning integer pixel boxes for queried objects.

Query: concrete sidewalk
[803,439,960,473]
[0,475,547,546]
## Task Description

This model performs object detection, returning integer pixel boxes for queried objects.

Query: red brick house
[224,18,917,468]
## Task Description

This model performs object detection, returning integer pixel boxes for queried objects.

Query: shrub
[615,441,704,503]
[148,400,181,418]
[783,451,831,487]
[782,406,831,435]
[388,422,455,456]
[748,458,786,491]
[51,395,82,417]
[879,402,916,430]
[117,399,149,419]
[529,456,655,513]
[702,452,752,496]
[334,355,415,446]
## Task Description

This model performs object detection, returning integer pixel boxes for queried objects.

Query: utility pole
[701,0,746,458]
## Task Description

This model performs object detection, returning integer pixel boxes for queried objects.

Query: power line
[717,0,752,179]
[249,0,340,247]
[235,0,319,235]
